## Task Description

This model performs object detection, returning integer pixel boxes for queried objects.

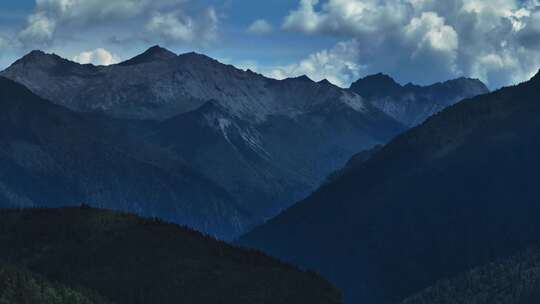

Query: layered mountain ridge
[240,70,540,303]
[0,76,249,239]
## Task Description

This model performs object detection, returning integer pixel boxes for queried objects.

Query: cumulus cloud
[267,40,365,87]
[73,48,120,65]
[18,0,219,48]
[404,12,458,54]
[248,19,273,34]
[281,0,540,88]
[0,36,8,49]
[146,8,218,43]
[283,0,413,36]
[146,12,196,42]
[18,12,56,46]
[283,0,324,33]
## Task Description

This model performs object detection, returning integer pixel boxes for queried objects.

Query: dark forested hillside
[0,207,341,304]
[0,264,113,304]
[240,71,540,303]
[402,246,540,304]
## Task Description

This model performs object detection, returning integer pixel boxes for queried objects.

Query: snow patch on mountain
[239,128,271,160]
[341,92,367,112]
[217,118,232,142]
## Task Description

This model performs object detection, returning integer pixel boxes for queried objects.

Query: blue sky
[1,0,540,89]
[0,0,335,70]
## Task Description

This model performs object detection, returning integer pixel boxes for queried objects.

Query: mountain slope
[150,91,402,217]
[0,207,341,304]
[239,71,540,303]
[0,47,406,233]
[0,76,250,239]
[402,246,540,304]
[350,73,489,126]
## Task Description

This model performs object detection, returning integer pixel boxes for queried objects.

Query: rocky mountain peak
[285,75,314,83]
[22,50,47,59]
[433,77,489,91]
[350,73,404,98]
[178,51,215,62]
[318,79,333,86]
[119,45,177,66]
[11,50,65,68]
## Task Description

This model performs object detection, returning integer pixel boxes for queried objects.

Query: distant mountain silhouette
[240,71,540,303]
[350,73,489,126]
[0,207,341,304]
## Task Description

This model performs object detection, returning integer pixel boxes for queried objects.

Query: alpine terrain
[240,71,540,303]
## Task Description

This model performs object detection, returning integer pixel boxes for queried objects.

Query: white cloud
[18,0,219,48]
[265,40,365,87]
[281,0,540,88]
[404,12,458,54]
[248,19,273,34]
[19,0,151,46]
[146,7,218,43]
[73,48,119,65]
[283,0,412,36]
[403,12,459,74]
[283,0,323,33]
[0,36,8,49]
[147,12,195,42]
[18,12,56,46]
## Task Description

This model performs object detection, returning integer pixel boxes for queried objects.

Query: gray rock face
[350,73,489,127]
[3,46,382,122]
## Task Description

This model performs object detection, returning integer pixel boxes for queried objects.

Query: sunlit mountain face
[1,1,540,304]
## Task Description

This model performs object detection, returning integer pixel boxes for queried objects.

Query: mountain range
[0,46,486,239]
[239,71,540,303]
[1,44,534,304]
